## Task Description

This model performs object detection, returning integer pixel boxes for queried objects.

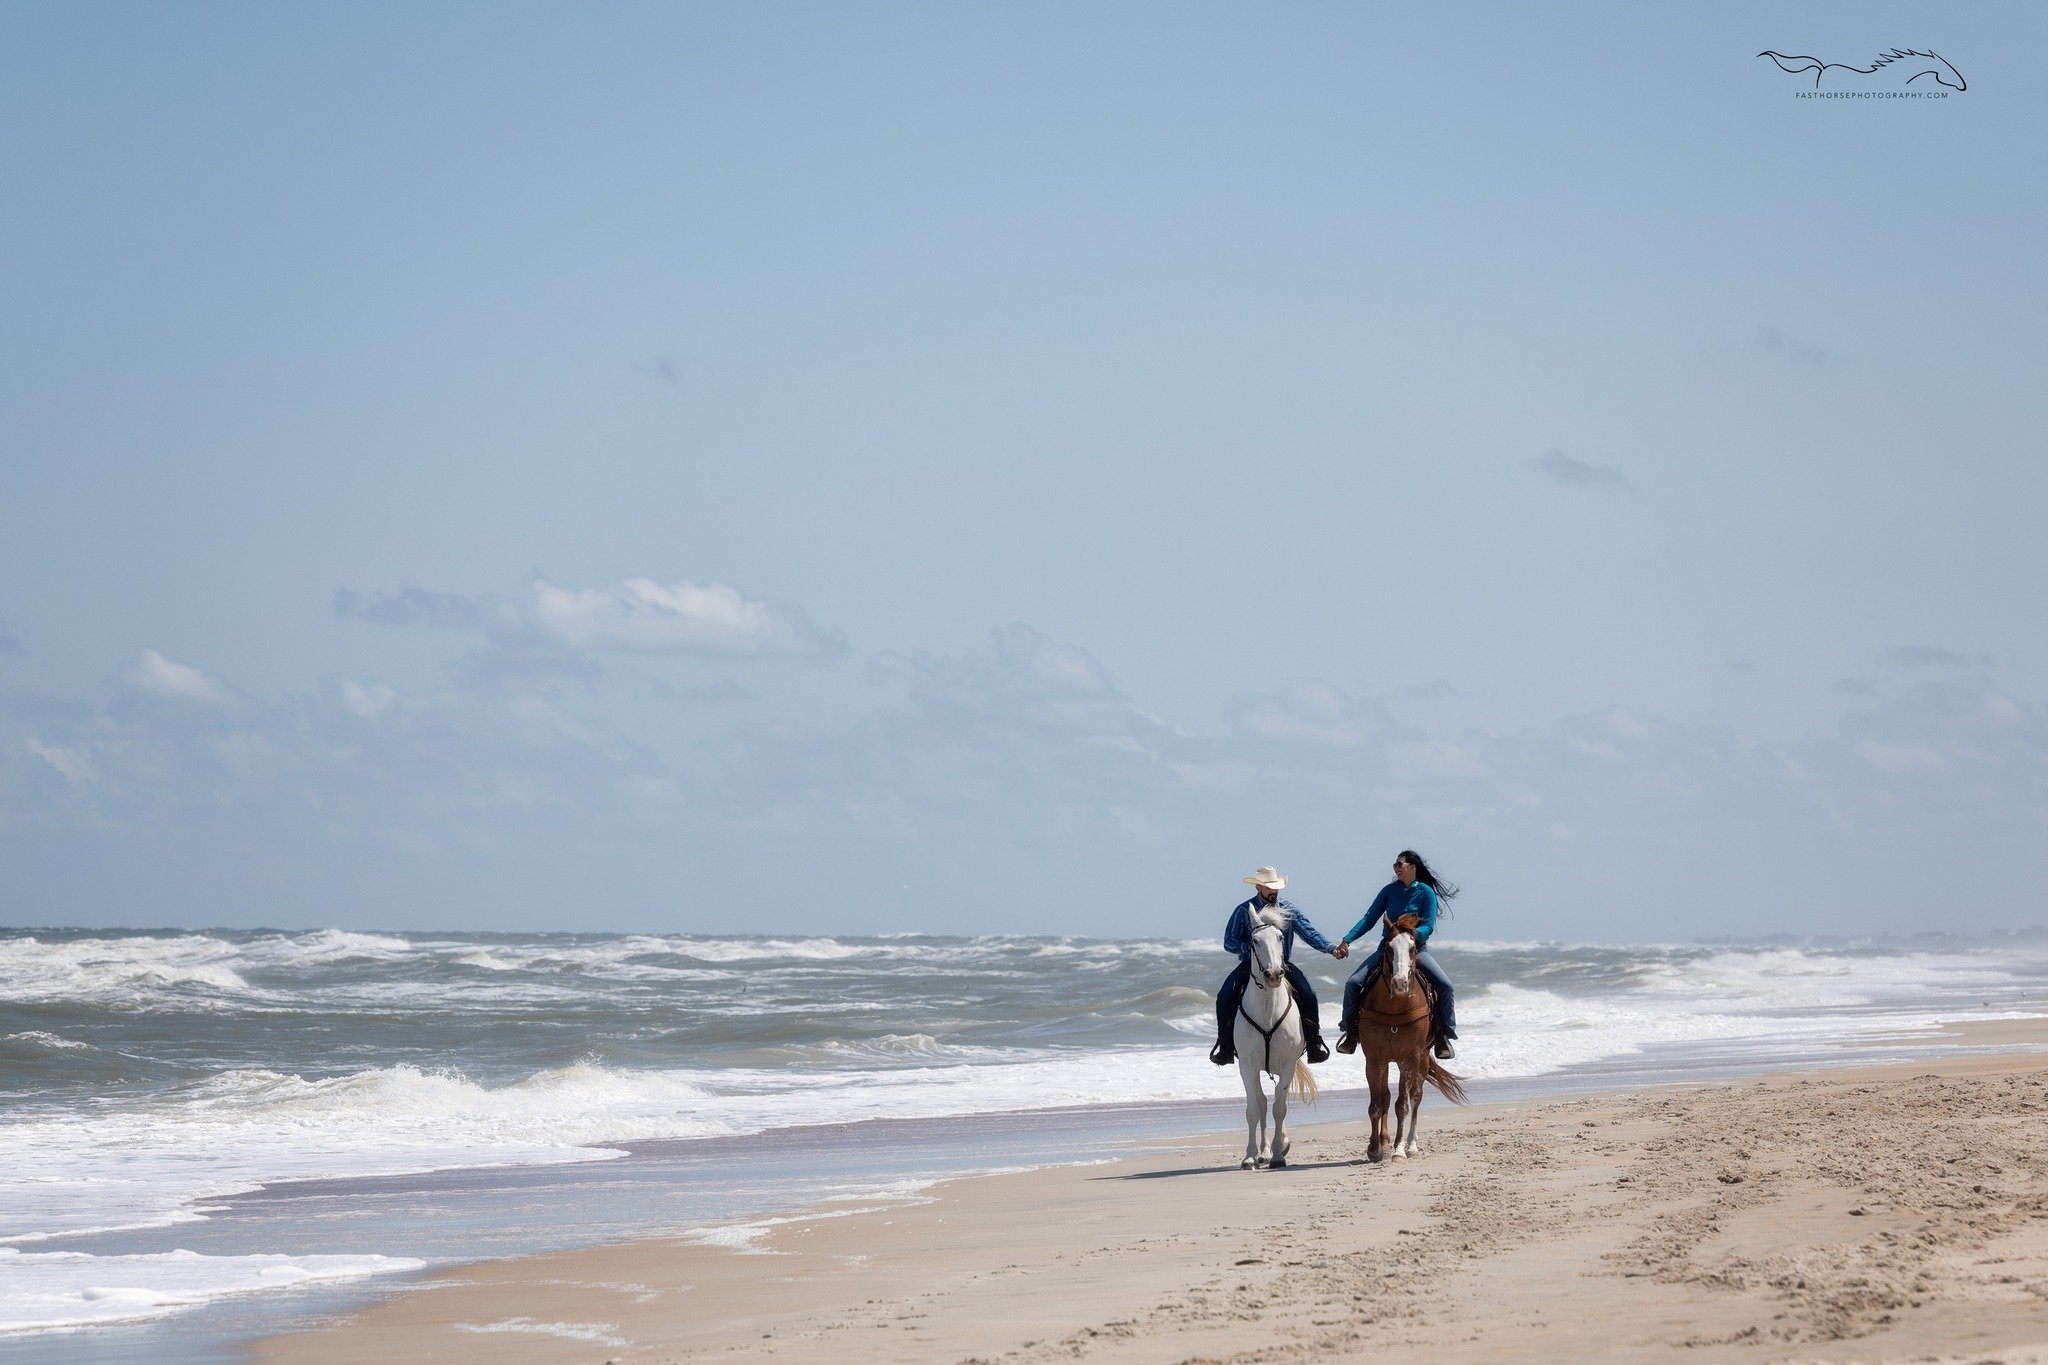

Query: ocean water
[2,926,2044,1353]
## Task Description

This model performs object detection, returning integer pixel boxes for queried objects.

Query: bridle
[1357,923,1431,1028]
[1237,925,1295,1076]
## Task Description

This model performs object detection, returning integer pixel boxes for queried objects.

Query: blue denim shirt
[1223,896,1339,963]
[1343,881,1439,947]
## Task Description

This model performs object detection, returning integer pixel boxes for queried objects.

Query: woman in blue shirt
[1334,850,1459,1060]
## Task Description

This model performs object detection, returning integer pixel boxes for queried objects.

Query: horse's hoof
[1368,1149,1386,1163]
[1239,1158,1256,1170]
[1269,1156,1288,1169]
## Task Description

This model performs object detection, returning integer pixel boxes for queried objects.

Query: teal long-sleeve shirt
[1343,881,1439,946]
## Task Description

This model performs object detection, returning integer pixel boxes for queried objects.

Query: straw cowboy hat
[1242,866,1287,890]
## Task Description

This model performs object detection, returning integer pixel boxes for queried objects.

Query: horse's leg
[1269,1049,1292,1169]
[1409,1064,1425,1162]
[1395,1051,1424,1158]
[1387,1059,1406,1159]
[1366,1056,1391,1162]
[1239,1054,1266,1169]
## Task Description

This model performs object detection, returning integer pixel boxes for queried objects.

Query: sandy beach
[255,1021,2048,1364]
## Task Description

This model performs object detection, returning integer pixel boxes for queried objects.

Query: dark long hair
[1398,850,1458,915]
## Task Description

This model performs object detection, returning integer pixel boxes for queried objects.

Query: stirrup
[1210,1040,1235,1066]
[1335,1030,1358,1055]
[1304,1035,1329,1064]
[1433,1037,1455,1060]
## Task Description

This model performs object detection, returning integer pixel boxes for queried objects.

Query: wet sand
[256,1023,2048,1363]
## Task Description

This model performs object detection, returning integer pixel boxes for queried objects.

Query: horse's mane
[1256,905,1293,931]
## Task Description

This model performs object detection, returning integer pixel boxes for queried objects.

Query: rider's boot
[1335,1025,1359,1054]
[1300,1016,1330,1065]
[1210,1029,1236,1066]
[1433,1037,1456,1060]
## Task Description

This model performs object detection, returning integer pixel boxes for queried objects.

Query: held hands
[1331,942,1350,960]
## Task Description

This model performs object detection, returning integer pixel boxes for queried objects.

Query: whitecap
[0,935,254,1008]
[3,1032,94,1051]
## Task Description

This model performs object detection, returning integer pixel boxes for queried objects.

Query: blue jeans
[1342,946,1455,1038]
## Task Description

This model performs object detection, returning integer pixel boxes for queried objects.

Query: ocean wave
[237,929,416,968]
[0,1048,1238,1246]
[673,938,873,963]
[0,935,256,1008]
[175,1061,716,1123]
[1448,980,2023,1081]
[782,1034,1042,1066]
[3,1031,94,1052]
[0,1247,423,1334]
[1625,946,2019,1009]
[5,926,2042,1269]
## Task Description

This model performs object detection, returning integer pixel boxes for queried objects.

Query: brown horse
[1355,914,1468,1161]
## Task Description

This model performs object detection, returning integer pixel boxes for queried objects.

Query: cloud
[128,649,234,705]
[1755,325,1832,367]
[1389,680,1460,703]
[338,680,397,720]
[1820,676,2044,813]
[334,586,488,629]
[25,736,94,785]
[337,576,840,660]
[7,609,2048,938]
[1887,645,1988,669]
[652,679,754,703]
[638,357,683,388]
[1534,449,1630,489]
[1222,678,1406,749]
[445,643,607,690]
[517,579,835,657]
[872,624,1159,740]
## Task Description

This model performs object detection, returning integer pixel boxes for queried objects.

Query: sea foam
[0,1247,424,1333]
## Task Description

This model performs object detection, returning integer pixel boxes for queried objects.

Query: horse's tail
[1292,1058,1319,1104]
[1425,1058,1469,1105]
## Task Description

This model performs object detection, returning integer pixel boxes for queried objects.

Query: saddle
[1354,957,1438,1030]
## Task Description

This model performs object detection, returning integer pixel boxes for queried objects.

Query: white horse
[1235,907,1318,1169]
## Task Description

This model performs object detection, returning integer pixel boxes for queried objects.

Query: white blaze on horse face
[1389,930,1414,991]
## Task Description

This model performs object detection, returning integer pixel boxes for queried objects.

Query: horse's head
[1383,914,1420,993]
[1248,907,1291,987]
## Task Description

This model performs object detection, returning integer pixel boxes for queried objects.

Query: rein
[1238,981,1294,1076]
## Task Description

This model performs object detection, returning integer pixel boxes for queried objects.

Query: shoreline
[255,1019,2048,1363]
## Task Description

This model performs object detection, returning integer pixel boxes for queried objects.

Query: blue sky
[3,2,2043,938]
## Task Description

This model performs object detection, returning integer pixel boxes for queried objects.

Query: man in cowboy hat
[1211,866,1346,1066]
